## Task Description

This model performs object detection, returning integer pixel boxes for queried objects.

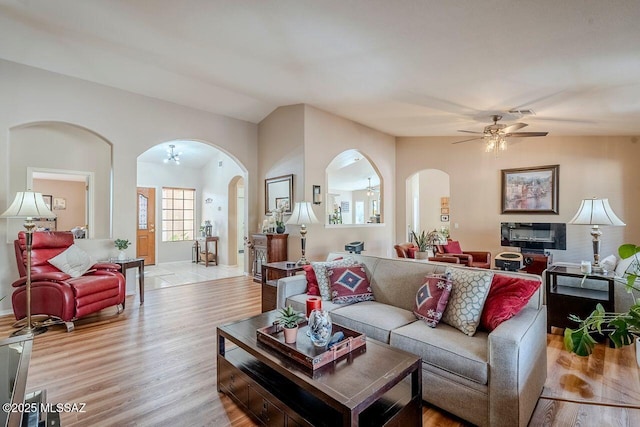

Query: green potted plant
[276,305,304,344]
[114,238,131,261]
[564,244,640,358]
[411,230,430,259]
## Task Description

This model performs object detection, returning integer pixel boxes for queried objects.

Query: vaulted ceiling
[1,0,639,137]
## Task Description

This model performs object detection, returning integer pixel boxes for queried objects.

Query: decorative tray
[256,321,366,370]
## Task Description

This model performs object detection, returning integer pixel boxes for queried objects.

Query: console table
[111,258,145,306]
[545,264,615,333]
[194,236,218,267]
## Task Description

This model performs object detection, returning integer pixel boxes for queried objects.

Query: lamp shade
[568,198,625,226]
[1,191,56,219]
[286,202,319,226]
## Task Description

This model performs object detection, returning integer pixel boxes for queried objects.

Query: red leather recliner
[12,231,126,331]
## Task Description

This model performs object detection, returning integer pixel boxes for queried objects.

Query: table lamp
[286,201,319,265]
[568,198,625,272]
[1,190,56,336]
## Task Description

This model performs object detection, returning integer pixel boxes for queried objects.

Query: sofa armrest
[276,275,308,309]
[464,251,491,263]
[488,306,547,427]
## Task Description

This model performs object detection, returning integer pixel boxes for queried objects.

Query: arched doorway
[406,169,451,240]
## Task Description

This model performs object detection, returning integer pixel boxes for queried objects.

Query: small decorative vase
[118,250,127,261]
[283,326,298,344]
[276,223,285,234]
[308,309,332,347]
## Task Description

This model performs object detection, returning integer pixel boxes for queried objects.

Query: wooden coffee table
[217,311,422,426]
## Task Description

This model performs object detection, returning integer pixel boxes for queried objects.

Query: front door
[136,187,156,265]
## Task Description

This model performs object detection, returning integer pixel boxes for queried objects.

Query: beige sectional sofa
[276,252,547,427]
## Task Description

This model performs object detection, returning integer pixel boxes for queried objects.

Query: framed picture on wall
[501,165,559,214]
[43,195,53,211]
[53,197,66,210]
[440,214,449,222]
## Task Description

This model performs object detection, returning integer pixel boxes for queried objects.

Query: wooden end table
[111,258,145,306]
[261,261,304,312]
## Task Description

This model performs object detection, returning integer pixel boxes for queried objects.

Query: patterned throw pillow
[441,267,494,336]
[480,274,541,331]
[312,257,357,301]
[328,264,375,304]
[414,272,453,327]
[48,244,94,278]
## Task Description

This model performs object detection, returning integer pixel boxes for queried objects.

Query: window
[162,187,195,242]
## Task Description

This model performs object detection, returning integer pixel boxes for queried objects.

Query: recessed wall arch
[325,149,383,225]
[7,121,113,240]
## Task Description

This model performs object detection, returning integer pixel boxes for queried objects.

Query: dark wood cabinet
[251,233,288,283]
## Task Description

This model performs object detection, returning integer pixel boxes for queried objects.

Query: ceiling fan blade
[506,132,549,137]
[502,122,527,133]
[457,130,484,134]
[453,137,483,144]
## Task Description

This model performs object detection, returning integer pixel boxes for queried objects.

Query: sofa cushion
[312,257,357,301]
[414,272,453,327]
[330,301,416,343]
[328,264,374,304]
[390,320,489,385]
[480,274,541,331]
[441,267,494,336]
[302,265,320,296]
[48,244,94,278]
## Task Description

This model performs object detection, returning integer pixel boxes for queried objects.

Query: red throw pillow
[414,272,453,327]
[407,247,417,259]
[443,240,463,254]
[480,274,541,331]
[303,265,320,296]
[327,264,374,304]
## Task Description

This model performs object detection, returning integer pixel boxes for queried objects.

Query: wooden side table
[545,264,615,334]
[261,261,304,312]
[195,236,218,267]
[111,258,145,306]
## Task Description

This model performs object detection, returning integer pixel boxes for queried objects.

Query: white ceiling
[1,0,639,137]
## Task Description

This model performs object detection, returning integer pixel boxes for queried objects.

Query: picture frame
[265,174,293,214]
[43,195,53,211]
[501,165,559,214]
[53,197,66,210]
[440,214,449,222]
[440,207,449,215]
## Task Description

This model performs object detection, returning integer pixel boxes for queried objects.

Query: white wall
[0,59,258,315]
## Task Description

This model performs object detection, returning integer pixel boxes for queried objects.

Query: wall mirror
[265,174,293,214]
[326,149,382,225]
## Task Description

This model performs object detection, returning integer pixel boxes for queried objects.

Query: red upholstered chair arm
[428,256,460,264]
[463,251,491,264]
[12,272,72,287]
[438,253,473,264]
[91,262,122,272]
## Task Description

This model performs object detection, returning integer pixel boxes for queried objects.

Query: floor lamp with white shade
[286,201,320,265]
[1,190,57,336]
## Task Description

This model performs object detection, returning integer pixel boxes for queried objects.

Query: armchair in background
[434,239,491,269]
[394,242,418,258]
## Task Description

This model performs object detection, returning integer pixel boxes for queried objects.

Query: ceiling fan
[453,114,549,155]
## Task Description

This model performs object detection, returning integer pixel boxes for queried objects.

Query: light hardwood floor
[1,275,639,426]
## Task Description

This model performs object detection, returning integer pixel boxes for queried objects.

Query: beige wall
[396,136,640,263]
